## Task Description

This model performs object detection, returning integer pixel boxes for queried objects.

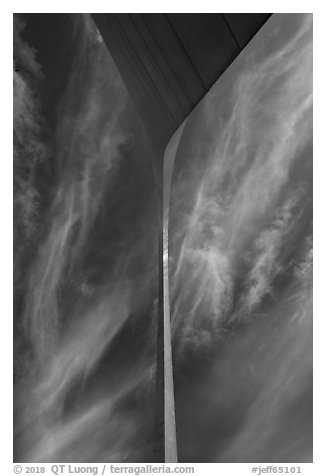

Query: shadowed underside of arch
[92,13,272,462]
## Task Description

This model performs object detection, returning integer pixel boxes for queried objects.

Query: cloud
[22,14,130,357]
[15,14,158,463]
[170,208,233,350]
[16,286,156,462]
[13,15,46,250]
[235,192,303,320]
[169,14,313,352]
[289,234,313,326]
[168,15,312,463]
[13,15,44,79]
[13,16,50,386]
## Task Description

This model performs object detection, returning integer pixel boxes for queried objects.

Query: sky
[13,12,312,464]
[167,13,312,462]
[14,13,160,462]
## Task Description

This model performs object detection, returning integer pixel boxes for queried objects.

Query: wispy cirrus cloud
[234,190,305,321]
[168,14,312,463]
[13,15,46,250]
[23,24,130,355]
[169,14,312,352]
[14,14,158,463]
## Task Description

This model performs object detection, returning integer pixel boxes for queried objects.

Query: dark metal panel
[91,12,274,464]
[166,13,241,90]
[140,14,206,110]
[129,15,188,119]
[92,13,177,153]
[92,13,272,153]
[223,13,272,49]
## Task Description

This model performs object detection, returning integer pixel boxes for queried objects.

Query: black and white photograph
[11,8,313,470]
